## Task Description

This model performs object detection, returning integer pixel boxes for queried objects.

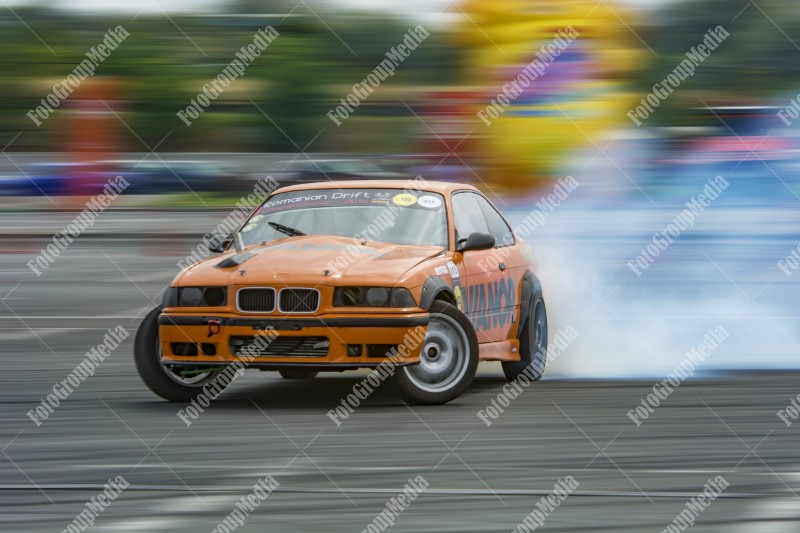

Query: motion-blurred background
[3,2,800,532]
[2,0,799,375]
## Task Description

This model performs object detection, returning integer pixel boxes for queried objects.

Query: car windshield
[241,188,447,247]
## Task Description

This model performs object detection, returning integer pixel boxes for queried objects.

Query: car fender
[518,270,543,337]
[419,276,456,310]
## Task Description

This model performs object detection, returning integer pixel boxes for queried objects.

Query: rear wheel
[502,297,547,381]
[134,307,225,401]
[278,369,318,379]
[394,301,478,405]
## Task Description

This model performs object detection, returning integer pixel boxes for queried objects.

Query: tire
[394,300,479,405]
[502,296,548,381]
[278,369,318,380]
[134,307,225,402]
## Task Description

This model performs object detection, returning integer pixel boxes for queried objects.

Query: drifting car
[135,180,548,404]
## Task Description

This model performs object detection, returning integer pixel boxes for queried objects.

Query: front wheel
[393,301,478,405]
[502,297,547,381]
[134,307,225,401]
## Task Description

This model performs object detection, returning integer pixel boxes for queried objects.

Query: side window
[474,195,515,247]
[451,192,489,242]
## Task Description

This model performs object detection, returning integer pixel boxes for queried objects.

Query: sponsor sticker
[434,265,448,276]
[392,193,418,206]
[418,195,442,209]
[446,261,460,279]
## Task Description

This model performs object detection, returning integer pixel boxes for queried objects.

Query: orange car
[134,180,548,404]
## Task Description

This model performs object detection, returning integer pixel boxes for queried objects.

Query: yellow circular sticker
[392,193,417,206]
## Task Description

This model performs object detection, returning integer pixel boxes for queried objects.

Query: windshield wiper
[269,221,306,237]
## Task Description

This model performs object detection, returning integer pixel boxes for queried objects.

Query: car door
[451,191,512,343]
[472,193,520,341]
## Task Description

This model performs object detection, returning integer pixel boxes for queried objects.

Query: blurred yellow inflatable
[459,0,641,188]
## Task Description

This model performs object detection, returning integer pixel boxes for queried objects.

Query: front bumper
[158,312,429,367]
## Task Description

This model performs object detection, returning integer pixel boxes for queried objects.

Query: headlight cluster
[333,287,416,308]
[163,287,227,307]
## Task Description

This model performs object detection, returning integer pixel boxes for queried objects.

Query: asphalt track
[2,235,800,532]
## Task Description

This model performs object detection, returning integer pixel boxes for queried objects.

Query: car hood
[177,235,444,287]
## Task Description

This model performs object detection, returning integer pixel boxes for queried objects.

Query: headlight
[203,287,226,306]
[333,287,416,307]
[389,288,416,307]
[181,287,204,306]
[366,287,390,306]
[163,287,228,307]
[340,286,363,306]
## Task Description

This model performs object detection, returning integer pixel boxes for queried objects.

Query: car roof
[274,179,479,195]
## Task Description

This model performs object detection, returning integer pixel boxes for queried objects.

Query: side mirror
[206,233,232,254]
[457,232,495,252]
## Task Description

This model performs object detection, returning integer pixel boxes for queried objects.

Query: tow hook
[206,319,221,338]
